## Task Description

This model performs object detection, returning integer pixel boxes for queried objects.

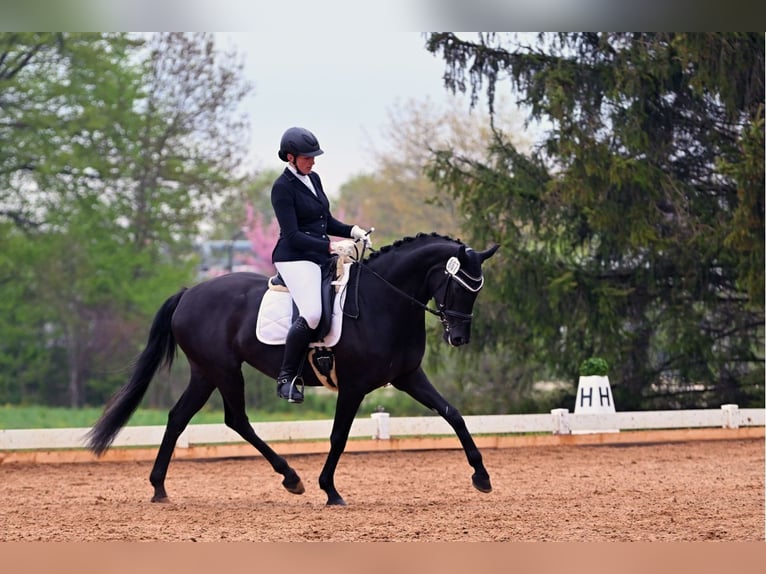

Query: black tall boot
[276,316,313,403]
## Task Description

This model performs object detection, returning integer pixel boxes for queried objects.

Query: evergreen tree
[425,32,764,409]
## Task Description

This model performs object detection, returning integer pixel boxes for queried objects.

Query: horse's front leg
[318,388,365,506]
[392,367,492,494]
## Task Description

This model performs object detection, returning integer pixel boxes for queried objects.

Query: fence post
[371,411,390,440]
[551,408,571,435]
[721,404,740,429]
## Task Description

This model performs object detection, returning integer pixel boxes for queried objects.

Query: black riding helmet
[278,127,324,161]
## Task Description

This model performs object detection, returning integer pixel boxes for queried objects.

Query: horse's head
[432,242,499,346]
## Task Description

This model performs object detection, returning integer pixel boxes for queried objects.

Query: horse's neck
[367,242,452,299]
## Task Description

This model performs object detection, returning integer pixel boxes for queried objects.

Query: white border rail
[1,405,763,452]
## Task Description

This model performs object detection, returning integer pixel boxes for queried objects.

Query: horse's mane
[364,232,464,265]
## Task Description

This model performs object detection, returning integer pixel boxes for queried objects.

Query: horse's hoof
[151,495,170,503]
[472,474,492,493]
[326,496,347,507]
[283,477,305,495]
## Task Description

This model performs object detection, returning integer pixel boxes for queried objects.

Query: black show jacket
[270,168,354,265]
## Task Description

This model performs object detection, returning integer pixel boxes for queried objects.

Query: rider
[270,126,372,403]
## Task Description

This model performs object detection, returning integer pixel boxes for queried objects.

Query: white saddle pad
[255,262,351,347]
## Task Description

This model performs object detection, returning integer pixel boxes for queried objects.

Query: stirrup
[277,375,305,404]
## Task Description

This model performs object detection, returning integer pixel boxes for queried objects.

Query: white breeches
[274,260,322,330]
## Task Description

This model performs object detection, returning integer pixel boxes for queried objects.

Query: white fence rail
[1,405,763,452]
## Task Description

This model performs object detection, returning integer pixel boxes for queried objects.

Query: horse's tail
[86,288,187,456]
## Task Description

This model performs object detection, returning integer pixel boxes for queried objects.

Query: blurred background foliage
[0,33,762,428]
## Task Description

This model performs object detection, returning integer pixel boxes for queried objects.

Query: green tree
[1,33,140,230]
[425,32,764,409]
[0,223,59,404]
[0,33,252,407]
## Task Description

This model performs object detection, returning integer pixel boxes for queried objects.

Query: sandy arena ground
[1,438,763,542]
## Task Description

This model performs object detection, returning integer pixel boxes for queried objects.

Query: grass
[0,404,335,430]
[0,387,436,430]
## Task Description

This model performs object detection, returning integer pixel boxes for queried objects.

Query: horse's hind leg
[392,367,492,494]
[149,368,215,502]
[217,369,305,496]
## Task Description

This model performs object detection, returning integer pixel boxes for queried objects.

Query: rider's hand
[351,225,373,248]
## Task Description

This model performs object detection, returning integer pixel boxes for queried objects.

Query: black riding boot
[276,316,313,403]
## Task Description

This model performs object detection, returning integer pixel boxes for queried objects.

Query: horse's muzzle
[440,309,473,347]
[446,332,470,346]
[443,322,472,346]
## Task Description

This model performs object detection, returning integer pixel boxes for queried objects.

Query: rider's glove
[351,225,373,248]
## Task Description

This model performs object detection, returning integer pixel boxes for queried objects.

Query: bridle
[444,255,485,293]
[356,251,485,332]
[433,255,484,336]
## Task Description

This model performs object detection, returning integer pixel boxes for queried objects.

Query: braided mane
[364,232,464,264]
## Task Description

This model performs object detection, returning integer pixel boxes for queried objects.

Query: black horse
[87,233,499,506]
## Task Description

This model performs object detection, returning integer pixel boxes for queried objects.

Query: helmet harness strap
[289,154,310,176]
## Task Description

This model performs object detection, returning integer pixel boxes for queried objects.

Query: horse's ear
[478,244,500,262]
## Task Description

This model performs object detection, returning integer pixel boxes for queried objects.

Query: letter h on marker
[579,385,611,408]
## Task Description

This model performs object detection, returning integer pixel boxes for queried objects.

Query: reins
[356,264,444,318]
[345,245,484,328]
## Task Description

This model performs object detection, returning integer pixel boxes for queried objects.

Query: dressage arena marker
[573,375,619,433]
[1,405,762,464]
